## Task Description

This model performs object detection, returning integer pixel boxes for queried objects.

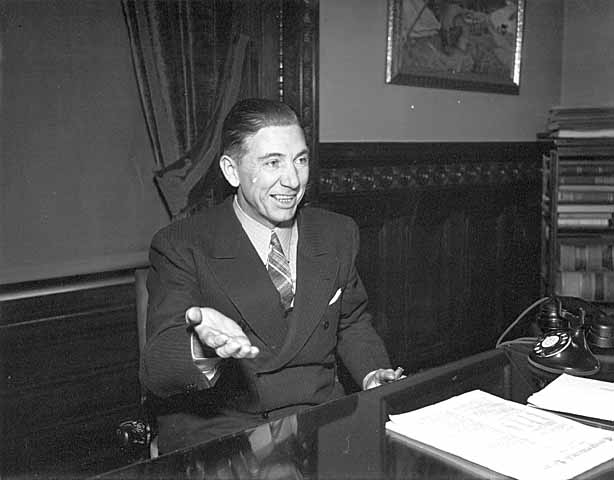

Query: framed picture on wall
[386,0,525,94]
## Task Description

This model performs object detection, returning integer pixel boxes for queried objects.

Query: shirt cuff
[191,333,221,382]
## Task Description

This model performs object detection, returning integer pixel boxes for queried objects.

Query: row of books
[556,175,614,228]
[556,158,614,226]
[559,189,614,203]
[559,243,614,271]
[556,271,614,302]
[557,214,613,230]
[558,242,614,300]
[558,161,614,176]
[557,160,614,209]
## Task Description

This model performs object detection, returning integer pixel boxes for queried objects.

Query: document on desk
[527,373,614,422]
[386,390,614,480]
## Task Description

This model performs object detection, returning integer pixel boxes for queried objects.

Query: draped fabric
[122,0,249,218]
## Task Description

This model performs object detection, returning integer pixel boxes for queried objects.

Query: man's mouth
[271,194,296,205]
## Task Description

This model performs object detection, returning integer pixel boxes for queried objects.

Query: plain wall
[560,0,614,106]
[1,0,168,283]
[319,0,564,142]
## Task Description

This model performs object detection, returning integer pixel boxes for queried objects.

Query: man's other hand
[362,367,406,390]
[185,307,260,359]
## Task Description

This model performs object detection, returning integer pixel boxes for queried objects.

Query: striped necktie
[267,231,294,311]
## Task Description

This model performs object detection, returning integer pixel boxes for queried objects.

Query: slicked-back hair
[221,98,301,160]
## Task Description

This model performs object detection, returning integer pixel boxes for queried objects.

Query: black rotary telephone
[528,296,614,376]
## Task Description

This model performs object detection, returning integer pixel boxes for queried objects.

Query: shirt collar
[232,196,294,257]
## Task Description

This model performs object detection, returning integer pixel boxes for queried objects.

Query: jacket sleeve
[140,229,217,398]
[335,218,392,384]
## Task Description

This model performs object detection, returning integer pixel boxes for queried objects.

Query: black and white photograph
[1,1,614,478]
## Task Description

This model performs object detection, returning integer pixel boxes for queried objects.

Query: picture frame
[386,0,525,94]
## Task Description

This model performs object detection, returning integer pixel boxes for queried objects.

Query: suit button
[262,411,269,419]
[186,384,197,393]
[323,320,330,330]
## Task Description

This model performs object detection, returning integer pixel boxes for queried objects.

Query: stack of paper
[386,390,614,480]
[527,374,614,423]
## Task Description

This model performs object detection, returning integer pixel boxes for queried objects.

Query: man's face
[222,124,309,228]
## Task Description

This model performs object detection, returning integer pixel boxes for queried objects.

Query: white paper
[527,373,614,422]
[386,390,614,480]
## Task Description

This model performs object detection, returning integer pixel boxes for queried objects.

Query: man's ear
[219,155,240,188]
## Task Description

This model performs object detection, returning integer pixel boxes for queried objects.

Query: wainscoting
[317,142,544,387]
[0,271,141,477]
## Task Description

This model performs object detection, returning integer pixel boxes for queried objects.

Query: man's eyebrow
[294,149,310,159]
[257,149,310,161]
[257,152,284,160]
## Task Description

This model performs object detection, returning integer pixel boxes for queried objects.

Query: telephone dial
[528,296,614,376]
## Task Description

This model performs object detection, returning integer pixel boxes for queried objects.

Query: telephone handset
[528,296,614,376]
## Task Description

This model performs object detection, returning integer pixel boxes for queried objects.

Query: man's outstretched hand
[185,307,260,359]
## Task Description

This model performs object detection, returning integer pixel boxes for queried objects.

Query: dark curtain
[122,0,250,219]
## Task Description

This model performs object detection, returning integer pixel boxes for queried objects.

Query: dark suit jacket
[142,197,391,453]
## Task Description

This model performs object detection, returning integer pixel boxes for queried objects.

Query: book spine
[559,176,614,185]
[557,218,611,229]
[557,204,614,213]
[557,146,614,157]
[559,166,614,177]
[558,184,614,192]
[559,244,614,271]
[559,213,614,218]
[556,271,614,301]
[554,129,614,139]
[558,191,614,203]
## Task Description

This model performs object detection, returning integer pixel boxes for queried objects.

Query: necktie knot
[267,232,294,311]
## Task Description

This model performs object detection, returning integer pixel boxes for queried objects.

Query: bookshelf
[541,136,614,314]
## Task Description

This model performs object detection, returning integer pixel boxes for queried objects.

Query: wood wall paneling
[0,274,141,477]
[317,142,543,385]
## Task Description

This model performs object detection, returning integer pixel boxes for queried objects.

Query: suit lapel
[206,200,288,349]
[258,209,339,373]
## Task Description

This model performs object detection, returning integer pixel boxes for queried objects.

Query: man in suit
[142,98,400,454]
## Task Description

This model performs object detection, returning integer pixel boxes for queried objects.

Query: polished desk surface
[97,344,614,480]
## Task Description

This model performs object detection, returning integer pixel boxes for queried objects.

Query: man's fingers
[216,338,242,358]
[377,370,396,383]
[381,370,397,381]
[237,345,260,358]
[216,339,260,359]
[377,368,405,383]
[363,367,405,390]
[244,346,260,358]
[186,306,260,359]
[203,331,230,348]
[185,307,203,326]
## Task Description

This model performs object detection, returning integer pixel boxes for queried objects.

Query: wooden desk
[94,345,614,479]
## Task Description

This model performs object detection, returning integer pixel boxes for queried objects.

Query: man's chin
[269,208,298,225]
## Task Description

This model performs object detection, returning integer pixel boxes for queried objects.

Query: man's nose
[280,163,300,188]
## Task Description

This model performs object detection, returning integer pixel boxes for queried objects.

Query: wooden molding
[318,142,543,194]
